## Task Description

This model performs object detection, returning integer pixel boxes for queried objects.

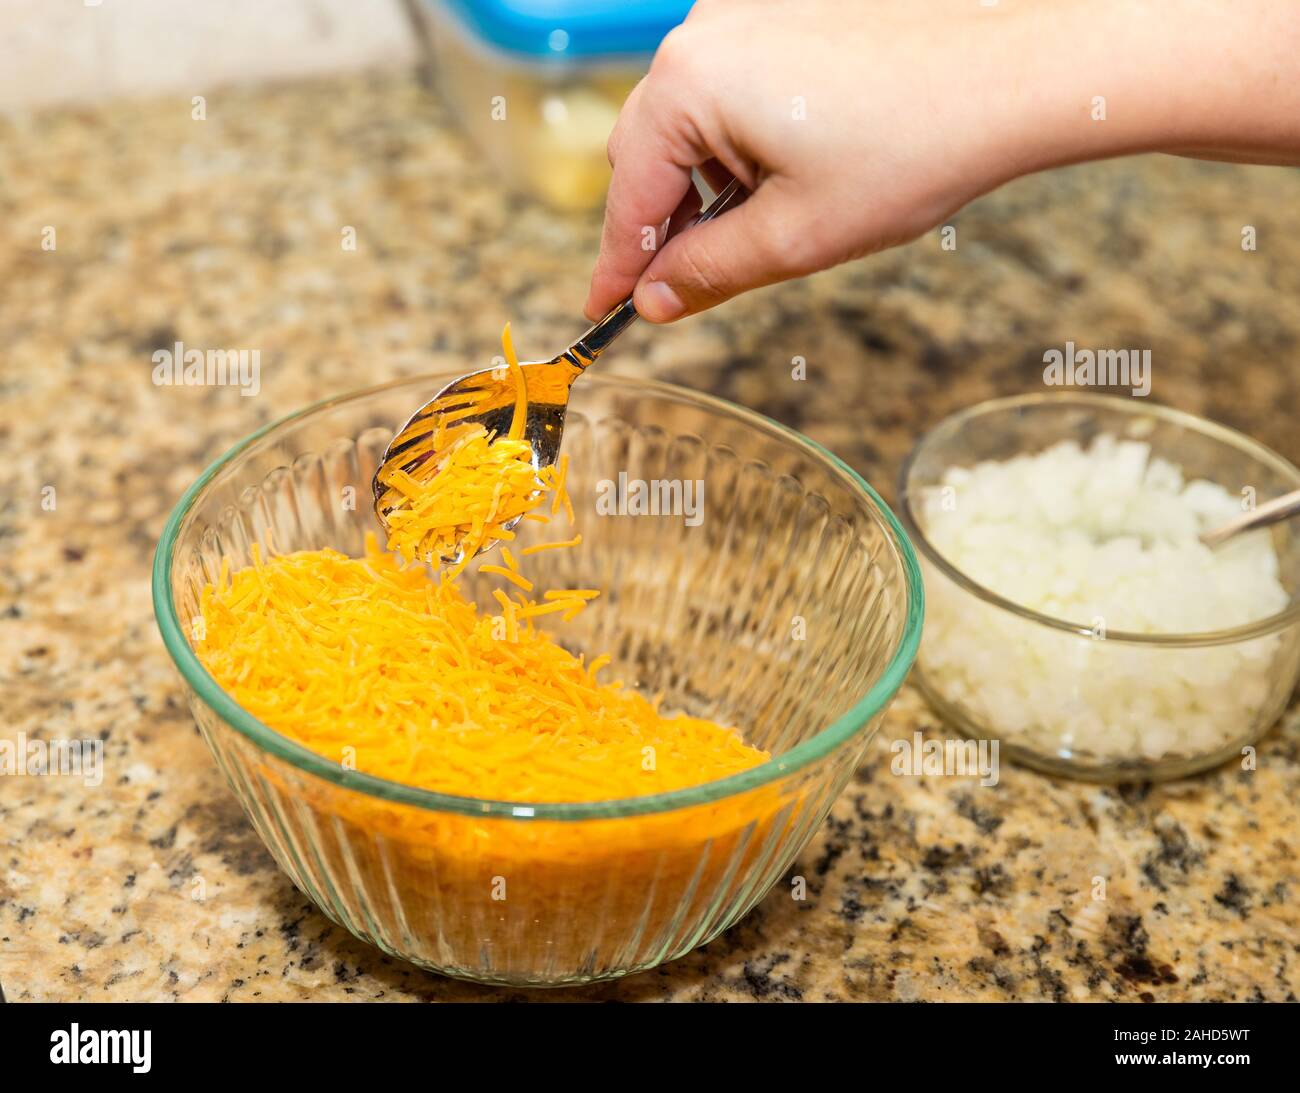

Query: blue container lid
[436,0,692,59]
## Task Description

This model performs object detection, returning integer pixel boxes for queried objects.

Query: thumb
[632,183,809,322]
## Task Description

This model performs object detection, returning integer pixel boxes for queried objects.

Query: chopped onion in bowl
[919,435,1289,763]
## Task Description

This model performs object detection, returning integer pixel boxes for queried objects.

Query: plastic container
[153,371,923,984]
[417,1,691,210]
[898,393,1300,782]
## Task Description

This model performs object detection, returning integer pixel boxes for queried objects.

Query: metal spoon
[1200,487,1300,548]
[372,178,747,565]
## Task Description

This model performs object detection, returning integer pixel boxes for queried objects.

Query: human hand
[585,0,1300,324]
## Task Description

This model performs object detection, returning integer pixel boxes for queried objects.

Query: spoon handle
[1201,486,1300,548]
[568,178,748,367]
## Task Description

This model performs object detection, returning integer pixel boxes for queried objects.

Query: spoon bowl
[372,354,586,564]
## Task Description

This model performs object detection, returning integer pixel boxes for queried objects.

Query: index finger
[584,90,701,321]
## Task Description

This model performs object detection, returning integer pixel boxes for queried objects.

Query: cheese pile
[197,538,767,801]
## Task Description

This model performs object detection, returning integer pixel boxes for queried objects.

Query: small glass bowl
[898,393,1300,783]
[153,372,922,985]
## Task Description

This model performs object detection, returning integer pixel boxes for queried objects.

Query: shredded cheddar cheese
[522,534,581,556]
[376,323,547,570]
[196,538,768,802]
[501,322,528,442]
[378,427,542,569]
[198,319,771,814]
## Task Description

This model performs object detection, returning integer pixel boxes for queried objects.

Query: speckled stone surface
[3,73,1299,1002]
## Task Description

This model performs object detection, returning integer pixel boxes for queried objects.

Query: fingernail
[637,280,686,322]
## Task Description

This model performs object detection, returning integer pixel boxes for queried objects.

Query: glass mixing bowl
[153,373,922,985]
[898,393,1300,783]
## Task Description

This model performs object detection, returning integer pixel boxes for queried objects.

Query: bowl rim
[897,391,1300,647]
[153,372,924,821]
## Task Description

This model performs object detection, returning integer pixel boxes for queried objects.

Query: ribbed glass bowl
[153,373,922,985]
[898,393,1300,783]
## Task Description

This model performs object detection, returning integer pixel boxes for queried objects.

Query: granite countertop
[3,72,1299,1002]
